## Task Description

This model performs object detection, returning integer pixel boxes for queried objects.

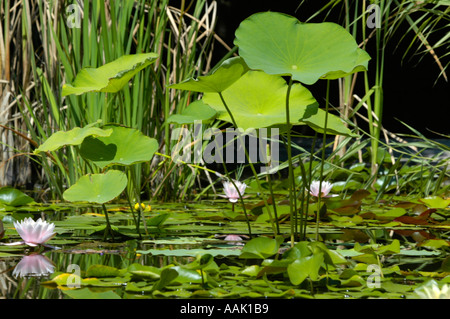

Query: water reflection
[0,251,59,299]
[12,253,55,278]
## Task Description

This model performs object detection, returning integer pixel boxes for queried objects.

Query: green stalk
[218,92,277,236]
[315,80,331,241]
[102,203,114,242]
[285,78,297,246]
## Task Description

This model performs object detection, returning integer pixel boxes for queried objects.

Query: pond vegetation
[0,1,449,300]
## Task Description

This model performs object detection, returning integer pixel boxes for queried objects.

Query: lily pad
[239,235,284,259]
[287,253,324,285]
[0,187,34,206]
[62,53,158,96]
[419,196,450,209]
[62,287,122,299]
[234,12,370,85]
[80,125,159,168]
[34,122,112,154]
[63,170,128,204]
[136,248,240,257]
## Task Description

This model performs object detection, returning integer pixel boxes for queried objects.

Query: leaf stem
[315,80,330,241]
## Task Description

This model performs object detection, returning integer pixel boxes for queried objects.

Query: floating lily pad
[287,253,324,285]
[0,187,34,206]
[136,248,240,257]
[419,196,450,209]
[239,235,284,259]
[63,170,128,204]
[62,53,158,96]
[62,287,121,299]
[234,12,370,85]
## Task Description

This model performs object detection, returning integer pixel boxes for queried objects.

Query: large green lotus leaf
[63,170,127,204]
[301,107,357,137]
[34,122,112,154]
[168,57,249,93]
[202,70,318,130]
[234,12,370,85]
[80,126,158,168]
[166,99,217,124]
[62,53,158,96]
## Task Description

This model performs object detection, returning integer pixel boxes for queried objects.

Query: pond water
[1,195,449,299]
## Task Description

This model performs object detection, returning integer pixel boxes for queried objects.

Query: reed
[1,0,226,202]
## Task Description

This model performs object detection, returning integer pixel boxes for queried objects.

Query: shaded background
[212,0,449,138]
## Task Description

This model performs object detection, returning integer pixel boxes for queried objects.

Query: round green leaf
[301,107,357,137]
[0,187,34,206]
[86,265,121,277]
[166,99,217,124]
[287,253,324,285]
[168,57,249,93]
[239,235,284,259]
[80,126,159,168]
[419,196,450,209]
[34,122,112,154]
[62,53,158,96]
[63,170,127,204]
[202,70,318,130]
[234,12,370,85]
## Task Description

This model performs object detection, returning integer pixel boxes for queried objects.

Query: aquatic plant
[220,181,247,203]
[414,280,450,299]
[8,218,56,247]
[309,180,334,198]
[170,11,370,244]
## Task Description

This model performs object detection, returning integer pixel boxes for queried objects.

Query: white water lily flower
[12,253,55,278]
[309,180,334,198]
[414,280,450,299]
[11,217,56,247]
[220,181,247,203]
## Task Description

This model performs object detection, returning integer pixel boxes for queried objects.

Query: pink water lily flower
[309,180,334,198]
[220,181,247,203]
[9,217,56,247]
